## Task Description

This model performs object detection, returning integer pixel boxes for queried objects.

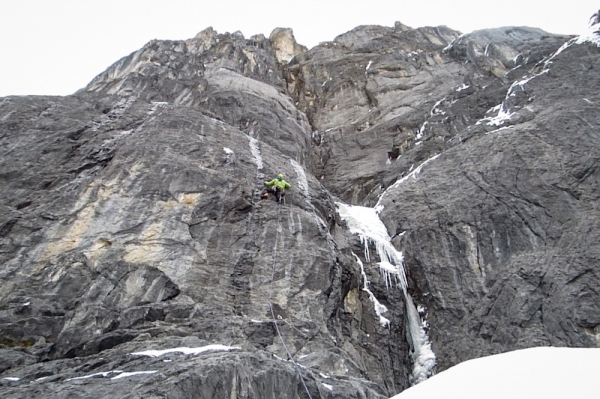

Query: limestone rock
[269,28,308,64]
[1,14,600,399]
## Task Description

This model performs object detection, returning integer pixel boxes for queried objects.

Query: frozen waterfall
[336,202,436,385]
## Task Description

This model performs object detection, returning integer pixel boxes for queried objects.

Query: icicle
[353,253,390,327]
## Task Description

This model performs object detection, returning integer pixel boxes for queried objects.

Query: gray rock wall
[1,17,599,398]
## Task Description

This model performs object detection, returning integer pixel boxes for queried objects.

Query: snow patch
[416,122,428,140]
[485,126,512,135]
[131,345,241,358]
[392,347,600,398]
[111,371,157,380]
[322,383,334,391]
[483,106,515,127]
[2,377,20,381]
[223,147,234,155]
[430,98,446,116]
[67,371,124,381]
[456,84,470,92]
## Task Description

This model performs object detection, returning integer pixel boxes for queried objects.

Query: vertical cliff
[1,15,599,398]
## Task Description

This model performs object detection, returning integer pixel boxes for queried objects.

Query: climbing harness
[268,200,313,399]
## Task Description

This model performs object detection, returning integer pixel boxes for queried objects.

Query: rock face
[1,16,599,398]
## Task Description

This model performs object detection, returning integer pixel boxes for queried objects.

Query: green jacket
[265,178,291,190]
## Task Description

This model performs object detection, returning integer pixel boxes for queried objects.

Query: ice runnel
[248,136,263,170]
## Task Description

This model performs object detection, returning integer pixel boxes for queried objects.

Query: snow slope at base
[392,347,600,398]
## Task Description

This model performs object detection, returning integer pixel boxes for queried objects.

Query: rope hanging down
[268,201,313,399]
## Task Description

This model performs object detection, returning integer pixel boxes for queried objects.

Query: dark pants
[263,187,285,202]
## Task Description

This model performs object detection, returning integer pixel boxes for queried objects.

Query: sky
[1,0,598,97]
[393,347,600,398]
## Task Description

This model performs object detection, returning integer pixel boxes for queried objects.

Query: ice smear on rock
[290,159,309,197]
[376,154,440,208]
[406,295,436,384]
[248,136,263,170]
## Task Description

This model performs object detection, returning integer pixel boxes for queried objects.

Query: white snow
[576,22,600,47]
[2,377,20,381]
[456,83,470,92]
[506,69,549,99]
[131,345,241,358]
[548,23,600,65]
[66,370,123,381]
[416,121,427,140]
[23,302,30,306]
[223,147,234,155]
[430,98,446,116]
[485,126,512,135]
[484,106,515,127]
[479,23,600,131]
[111,370,157,380]
[322,383,333,391]
[337,204,395,251]
[392,347,600,398]
[248,136,263,170]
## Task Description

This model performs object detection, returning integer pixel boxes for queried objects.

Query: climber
[262,173,291,203]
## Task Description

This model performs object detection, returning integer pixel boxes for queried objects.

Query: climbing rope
[268,200,313,399]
